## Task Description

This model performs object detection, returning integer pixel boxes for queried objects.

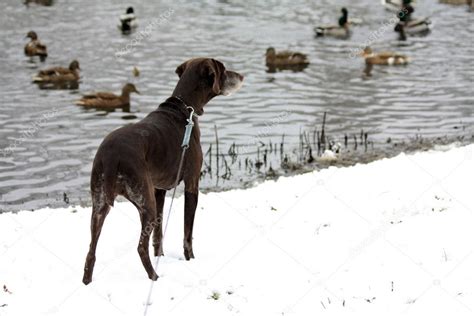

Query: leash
[143,105,195,316]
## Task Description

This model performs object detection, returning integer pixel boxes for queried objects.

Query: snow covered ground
[1,144,473,316]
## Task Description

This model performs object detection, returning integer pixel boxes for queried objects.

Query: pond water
[0,0,473,212]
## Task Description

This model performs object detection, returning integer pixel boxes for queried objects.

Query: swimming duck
[361,47,410,65]
[24,31,47,59]
[315,8,351,38]
[32,60,80,83]
[266,47,309,66]
[394,17,431,40]
[265,47,309,72]
[75,83,140,109]
[118,7,138,33]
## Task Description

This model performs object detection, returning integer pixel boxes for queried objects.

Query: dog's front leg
[183,190,198,260]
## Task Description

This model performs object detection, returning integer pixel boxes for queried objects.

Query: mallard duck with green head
[315,8,351,38]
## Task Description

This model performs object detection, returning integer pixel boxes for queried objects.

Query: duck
[32,60,80,84]
[361,47,410,65]
[265,47,309,71]
[314,7,351,38]
[118,7,138,33]
[390,0,430,39]
[75,83,140,109]
[24,31,47,59]
[394,17,431,40]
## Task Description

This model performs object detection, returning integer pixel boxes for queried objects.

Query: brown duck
[75,83,140,109]
[361,47,410,65]
[33,60,80,83]
[265,47,309,68]
[24,31,48,59]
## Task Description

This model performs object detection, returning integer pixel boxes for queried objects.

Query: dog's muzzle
[221,71,244,96]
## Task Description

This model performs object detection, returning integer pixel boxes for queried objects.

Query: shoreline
[1,133,472,213]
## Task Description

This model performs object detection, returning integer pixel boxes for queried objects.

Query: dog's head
[174,58,243,115]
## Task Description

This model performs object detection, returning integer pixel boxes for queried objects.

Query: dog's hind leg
[82,197,111,285]
[137,205,159,280]
[152,189,166,257]
[130,180,159,281]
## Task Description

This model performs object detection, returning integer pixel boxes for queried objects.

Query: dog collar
[171,96,200,118]
[158,97,198,120]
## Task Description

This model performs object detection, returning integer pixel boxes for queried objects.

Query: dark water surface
[0,0,473,212]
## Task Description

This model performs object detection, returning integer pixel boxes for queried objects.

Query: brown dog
[82,58,243,285]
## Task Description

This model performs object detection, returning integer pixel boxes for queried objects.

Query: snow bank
[1,144,473,316]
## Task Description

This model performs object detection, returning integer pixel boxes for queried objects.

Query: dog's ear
[204,59,225,95]
[175,61,188,78]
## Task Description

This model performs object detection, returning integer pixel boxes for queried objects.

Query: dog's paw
[184,249,195,261]
[82,262,94,285]
[82,275,92,285]
[149,271,159,281]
